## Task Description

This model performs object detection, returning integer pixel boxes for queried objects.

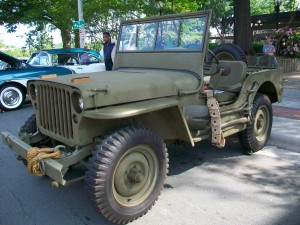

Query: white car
[27,48,106,73]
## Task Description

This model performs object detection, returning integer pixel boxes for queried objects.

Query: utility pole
[78,0,85,48]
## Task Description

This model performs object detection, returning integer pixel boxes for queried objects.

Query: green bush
[208,42,218,50]
[274,28,300,58]
[252,41,264,54]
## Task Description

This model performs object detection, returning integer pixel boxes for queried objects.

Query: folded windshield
[118,16,207,52]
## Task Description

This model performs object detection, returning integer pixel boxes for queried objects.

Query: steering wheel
[208,49,219,65]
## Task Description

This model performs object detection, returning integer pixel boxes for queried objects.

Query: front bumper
[1,131,68,185]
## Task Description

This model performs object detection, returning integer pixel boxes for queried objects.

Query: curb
[268,133,300,153]
[267,117,300,153]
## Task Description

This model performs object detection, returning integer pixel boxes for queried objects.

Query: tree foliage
[199,0,233,41]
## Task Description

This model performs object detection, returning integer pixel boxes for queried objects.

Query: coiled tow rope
[27,145,64,176]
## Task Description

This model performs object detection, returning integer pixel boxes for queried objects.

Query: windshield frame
[117,13,209,53]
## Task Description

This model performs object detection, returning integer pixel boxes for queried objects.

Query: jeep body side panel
[218,67,283,136]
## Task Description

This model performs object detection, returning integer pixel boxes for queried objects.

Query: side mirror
[217,62,231,76]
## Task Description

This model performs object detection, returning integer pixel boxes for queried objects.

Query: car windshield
[28,52,50,66]
[0,59,30,70]
[118,15,207,52]
[0,60,7,70]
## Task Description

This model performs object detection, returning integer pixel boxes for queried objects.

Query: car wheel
[0,84,25,111]
[86,125,168,224]
[239,94,273,154]
[208,44,247,64]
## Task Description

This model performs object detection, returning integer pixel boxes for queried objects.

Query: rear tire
[239,94,273,154]
[86,125,168,224]
[0,84,25,111]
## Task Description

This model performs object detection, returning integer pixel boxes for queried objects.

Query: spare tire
[208,44,247,64]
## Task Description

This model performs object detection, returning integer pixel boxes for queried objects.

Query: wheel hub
[256,114,265,130]
[3,89,20,106]
[113,145,158,206]
[114,151,149,197]
[254,107,268,141]
[127,167,144,184]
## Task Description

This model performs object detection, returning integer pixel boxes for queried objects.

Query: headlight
[78,96,84,110]
[29,83,37,100]
[72,92,84,113]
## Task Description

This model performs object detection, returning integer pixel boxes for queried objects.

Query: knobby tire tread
[85,125,168,224]
[239,93,272,154]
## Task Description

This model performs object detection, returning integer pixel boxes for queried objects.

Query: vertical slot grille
[37,83,73,140]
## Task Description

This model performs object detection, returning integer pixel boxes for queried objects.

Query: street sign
[73,20,85,30]
[79,29,85,38]
[79,29,85,48]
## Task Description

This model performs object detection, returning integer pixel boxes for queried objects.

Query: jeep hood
[42,69,200,109]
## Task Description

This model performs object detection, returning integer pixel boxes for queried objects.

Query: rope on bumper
[27,147,62,176]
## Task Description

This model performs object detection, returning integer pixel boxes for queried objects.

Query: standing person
[101,32,116,71]
[262,38,278,66]
[263,39,276,55]
[81,45,91,63]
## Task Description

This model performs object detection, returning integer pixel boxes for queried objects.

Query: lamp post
[274,0,282,30]
[155,0,164,15]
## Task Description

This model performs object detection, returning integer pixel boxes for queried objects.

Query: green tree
[250,0,274,15]
[0,0,97,47]
[250,0,298,15]
[199,0,233,42]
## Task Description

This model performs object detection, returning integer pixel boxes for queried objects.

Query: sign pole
[78,0,85,48]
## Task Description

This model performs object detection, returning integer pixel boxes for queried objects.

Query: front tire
[239,94,273,154]
[86,125,168,224]
[0,84,25,111]
[19,114,37,135]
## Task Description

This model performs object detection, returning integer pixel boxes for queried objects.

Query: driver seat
[208,61,247,104]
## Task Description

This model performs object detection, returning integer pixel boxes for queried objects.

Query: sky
[0,25,61,48]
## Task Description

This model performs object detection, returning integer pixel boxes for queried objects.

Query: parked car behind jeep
[0,51,74,111]
[27,48,106,74]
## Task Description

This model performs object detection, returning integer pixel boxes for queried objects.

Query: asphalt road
[1,105,300,225]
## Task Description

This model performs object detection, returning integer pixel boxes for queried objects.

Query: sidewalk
[268,71,300,152]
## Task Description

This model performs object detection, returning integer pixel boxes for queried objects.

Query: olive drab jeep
[1,10,283,224]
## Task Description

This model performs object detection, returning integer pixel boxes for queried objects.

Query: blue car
[0,51,74,111]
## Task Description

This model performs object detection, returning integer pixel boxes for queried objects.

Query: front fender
[83,98,194,145]
[83,98,178,119]
[10,79,29,87]
[0,78,38,88]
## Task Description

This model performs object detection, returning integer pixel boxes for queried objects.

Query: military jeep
[1,10,283,224]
